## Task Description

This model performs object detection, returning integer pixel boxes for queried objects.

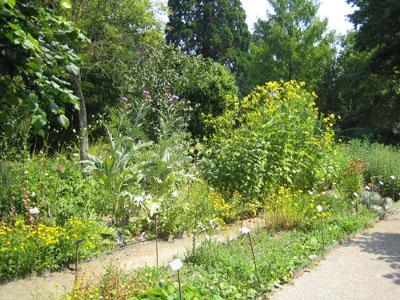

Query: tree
[318,33,400,143]
[166,0,251,67]
[0,0,86,155]
[240,0,335,94]
[347,0,400,75]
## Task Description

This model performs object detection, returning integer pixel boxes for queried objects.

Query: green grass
[67,209,375,299]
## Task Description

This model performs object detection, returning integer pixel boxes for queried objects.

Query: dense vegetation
[0,0,399,296]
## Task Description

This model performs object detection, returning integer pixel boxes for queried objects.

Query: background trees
[166,0,251,67]
[239,0,335,94]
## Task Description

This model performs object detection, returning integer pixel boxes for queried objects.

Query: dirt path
[0,218,264,300]
[271,208,400,300]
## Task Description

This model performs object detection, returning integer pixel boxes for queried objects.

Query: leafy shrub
[125,44,238,137]
[0,154,105,225]
[0,218,115,281]
[203,81,336,199]
[151,181,217,239]
[345,140,400,198]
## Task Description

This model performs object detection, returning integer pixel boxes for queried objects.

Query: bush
[344,140,400,198]
[203,81,337,199]
[0,218,115,281]
[0,154,106,225]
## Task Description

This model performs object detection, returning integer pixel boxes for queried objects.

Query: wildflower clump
[0,219,115,280]
[203,81,336,199]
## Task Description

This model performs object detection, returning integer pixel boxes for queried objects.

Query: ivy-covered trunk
[73,73,89,170]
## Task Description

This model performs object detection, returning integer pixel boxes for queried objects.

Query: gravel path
[271,209,400,300]
[0,218,264,300]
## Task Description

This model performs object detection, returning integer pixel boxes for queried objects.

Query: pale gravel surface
[271,208,400,300]
[0,217,264,300]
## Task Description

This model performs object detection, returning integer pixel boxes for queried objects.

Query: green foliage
[239,0,335,94]
[126,44,238,137]
[348,0,400,75]
[0,218,115,281]
[344,140,400,198]
[0,0,86,141]
[166,0,251,66]
[67,207,374,299]
[67,0,162,118]
[203,81,336,198]
[0,154,105,224]
[317,33,400,143]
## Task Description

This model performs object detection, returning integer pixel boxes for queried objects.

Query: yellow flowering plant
[203,81,337,199]
[0,218,115,281]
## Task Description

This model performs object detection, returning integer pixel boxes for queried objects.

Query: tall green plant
[203,81,336,198]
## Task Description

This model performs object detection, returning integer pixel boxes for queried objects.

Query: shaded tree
[166,0,251,67]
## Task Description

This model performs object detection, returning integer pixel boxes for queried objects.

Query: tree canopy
[166,0,251,67]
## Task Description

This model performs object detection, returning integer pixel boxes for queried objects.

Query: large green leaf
[58,114,70,128]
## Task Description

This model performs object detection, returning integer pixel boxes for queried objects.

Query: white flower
[72,129,76,133]
[73,153,79,157]
[29,207,40,216]
[172,191,179,198]
[365,186,371,191]
[391,176,396,180]
[133,195,144,206]
[308,191,314,195]
[240,227,251,235]
[169,259,183,271]
[31,192,36,198]
[317,205,323,212]
[353,192,359,197]
[379,181,384,186]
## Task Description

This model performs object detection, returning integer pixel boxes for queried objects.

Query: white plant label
[169,259,183,271]
[240,227,251,235]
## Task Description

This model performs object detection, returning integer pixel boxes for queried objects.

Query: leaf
[58,114,70,128]
[66,63,80,76]
[31,114,47,130]
[60,0,72,9]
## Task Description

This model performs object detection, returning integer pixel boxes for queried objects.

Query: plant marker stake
[241,227,260,285]
[75,238,85,283]
[177,270,183,300]
[317,205,324,250]
[169,259,183,300]
[155,214,159,267]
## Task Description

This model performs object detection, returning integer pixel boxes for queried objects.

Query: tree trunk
[73,73,89,172]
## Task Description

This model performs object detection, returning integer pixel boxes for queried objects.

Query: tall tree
[240,0,335,94]
[347,0,400,76]
[166,0,251,66]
